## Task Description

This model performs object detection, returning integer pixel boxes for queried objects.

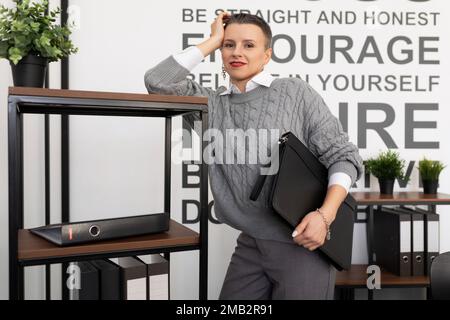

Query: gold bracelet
[316,208,331,241]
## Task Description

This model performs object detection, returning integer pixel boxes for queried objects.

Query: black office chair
[430,252,450,300]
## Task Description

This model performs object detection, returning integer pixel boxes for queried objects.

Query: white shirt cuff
[328,172,352,193]
[172,46,204,71]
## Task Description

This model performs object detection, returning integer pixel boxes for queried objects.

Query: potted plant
[364,150,406,195]
[418,157,445,194]
[0,0,78,87]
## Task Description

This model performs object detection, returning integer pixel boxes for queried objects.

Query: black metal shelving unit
[8,87,209,300]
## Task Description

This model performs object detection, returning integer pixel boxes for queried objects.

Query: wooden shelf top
[9,86,208,106]
[18,220,199,263]
[350,191,450,205]
[336,264,429,288]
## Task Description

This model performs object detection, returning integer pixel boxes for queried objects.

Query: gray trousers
[219,233,336,300]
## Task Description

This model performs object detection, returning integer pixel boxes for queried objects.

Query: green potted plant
[0,0,78,87]
[418,157,445,194]
[364,150,406,195]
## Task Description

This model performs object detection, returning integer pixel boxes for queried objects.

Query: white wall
[1,0,449,300]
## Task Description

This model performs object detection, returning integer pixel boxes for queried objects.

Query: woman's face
[221,23,272,86]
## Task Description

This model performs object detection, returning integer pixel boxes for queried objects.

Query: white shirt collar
[219,70,275,96]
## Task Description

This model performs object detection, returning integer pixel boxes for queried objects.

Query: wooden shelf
[351,191,450,205]
[9,86,208,106]
[18,220,199,264]
[336,265,430,288]
[9,87,208,117]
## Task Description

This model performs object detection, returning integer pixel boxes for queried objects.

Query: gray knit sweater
[145,56,364,243]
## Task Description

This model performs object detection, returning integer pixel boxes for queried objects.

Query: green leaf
[30,22,40,32]
[14,35,32,49]
[46,46,62,60]
[8,47,23,64]
[11,20,27,32]
[39,34,51,47]
[0,41,8,58]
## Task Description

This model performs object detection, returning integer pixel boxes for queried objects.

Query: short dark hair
[224,13,272,49]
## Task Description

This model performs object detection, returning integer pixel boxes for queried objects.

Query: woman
[145,13,363,300]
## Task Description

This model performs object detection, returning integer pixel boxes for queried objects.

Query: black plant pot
[378,178,395,195]
[423,180,438,194]
[10,54,48,87]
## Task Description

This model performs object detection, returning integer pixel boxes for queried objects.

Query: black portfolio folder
[374,208,412,276]
[250,131,356,271]
[30,213,169,246]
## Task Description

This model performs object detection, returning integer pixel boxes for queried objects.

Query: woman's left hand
[292,210,332,251]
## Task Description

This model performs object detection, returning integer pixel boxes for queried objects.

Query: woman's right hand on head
[210,11,230,49]
[197,12,230,57]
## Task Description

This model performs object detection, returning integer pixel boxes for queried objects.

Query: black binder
[415,207,440,276]
[250,131,356,271]
[393,207,425,276]
[374,208,411,276]
[90,259,121,300]
[29,213,169,246]
[113,257,147,300]
[411,211,425,276]
[398,206,440,276]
